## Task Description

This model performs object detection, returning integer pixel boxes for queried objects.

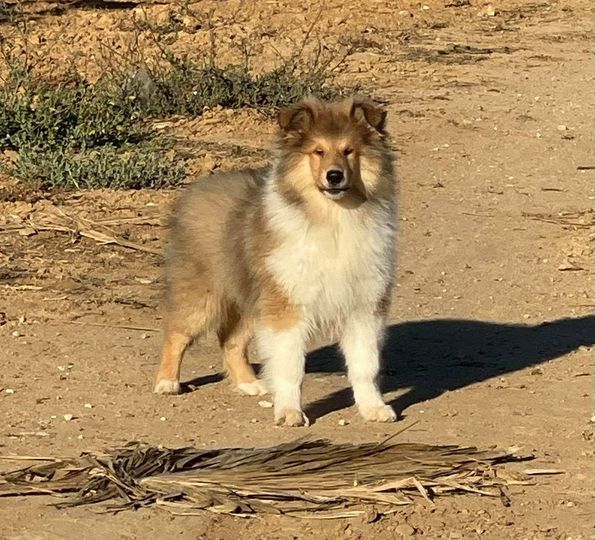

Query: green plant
[122,58,339,118]
[14,143,185,191]
[0,67,148,152]
[0,61,184,190]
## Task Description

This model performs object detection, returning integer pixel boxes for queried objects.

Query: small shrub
[0,64,183,190]
[125,59,338,117]
[14,143,185,191]
[0,68,148,152]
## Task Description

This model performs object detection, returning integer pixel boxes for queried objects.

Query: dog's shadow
[181,373,224,394]
[304,315,595,421]
[181,315,594,421]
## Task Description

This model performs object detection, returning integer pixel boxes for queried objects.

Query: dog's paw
[275,408,310,427]
[153,379,181,395]
[359,403,397,423]
[236,379,268,396]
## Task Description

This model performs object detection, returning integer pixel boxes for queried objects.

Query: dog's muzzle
[320,169,349,200]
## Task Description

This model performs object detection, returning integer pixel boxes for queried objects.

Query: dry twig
[0,211,162,255]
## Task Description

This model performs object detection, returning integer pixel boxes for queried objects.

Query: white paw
[153,379,181,395]
[359,403,397,423]
[236,380,268,396]
[275,407,310,427]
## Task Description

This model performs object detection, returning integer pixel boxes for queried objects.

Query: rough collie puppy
[154,95,397,427]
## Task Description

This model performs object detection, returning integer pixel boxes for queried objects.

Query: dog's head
[276,96,391,205]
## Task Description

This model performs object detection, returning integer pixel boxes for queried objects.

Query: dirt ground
[0,1,593,538]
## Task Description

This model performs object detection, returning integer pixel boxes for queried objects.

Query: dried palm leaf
[0,438,534,517]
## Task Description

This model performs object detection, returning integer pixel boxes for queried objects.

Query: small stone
[141,333,149,339]
[84,403,93,409]
[11,331,21,338]
[250,418,258,423]
[160,416,167,421]
[258,400,274,408]
[395,523,415,536]
[557,124,568,131]
[63,414,74,422]
[5,388,14,395]
[338,419,349,426]
[486,5,496,16]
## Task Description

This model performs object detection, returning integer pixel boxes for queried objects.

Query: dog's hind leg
[154,288,217,395]
[217,305,266,396]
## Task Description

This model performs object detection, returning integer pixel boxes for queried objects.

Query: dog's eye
[314,149,325,156]
[343,148,354,156]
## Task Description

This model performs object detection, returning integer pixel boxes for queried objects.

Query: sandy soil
[0,1,593,538]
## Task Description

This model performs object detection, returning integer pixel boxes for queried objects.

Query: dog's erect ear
[350,96,387,133]
[277,99,318,134]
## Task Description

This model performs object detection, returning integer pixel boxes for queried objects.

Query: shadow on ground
[304,315,595,421]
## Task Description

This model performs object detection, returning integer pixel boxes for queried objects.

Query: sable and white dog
[154,95,397,427]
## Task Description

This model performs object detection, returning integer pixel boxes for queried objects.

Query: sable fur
[154,95,397,426]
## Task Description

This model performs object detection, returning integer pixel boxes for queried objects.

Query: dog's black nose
[326,169,344,186]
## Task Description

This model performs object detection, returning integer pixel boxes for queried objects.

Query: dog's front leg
[341,310,396,422]
[256,324,309,427]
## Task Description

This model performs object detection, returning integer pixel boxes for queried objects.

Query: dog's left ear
[350,97,387,133]
[277,99,318,134]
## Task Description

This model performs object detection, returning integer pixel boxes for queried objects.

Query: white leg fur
[236,380,268,396]
[256,325,309,427]
[340,311,396,422]
[153,379,181,395]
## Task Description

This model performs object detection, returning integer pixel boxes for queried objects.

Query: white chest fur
[263,190,395,331]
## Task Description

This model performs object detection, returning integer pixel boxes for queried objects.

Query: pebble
[11,331,21,338]
[5,388,14,395]
[258,400,273,408]
[63,414,74,421]
[395,523,415,536]
[338,419,349,426]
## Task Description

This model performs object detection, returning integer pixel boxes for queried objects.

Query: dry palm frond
[0,439,533,517]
